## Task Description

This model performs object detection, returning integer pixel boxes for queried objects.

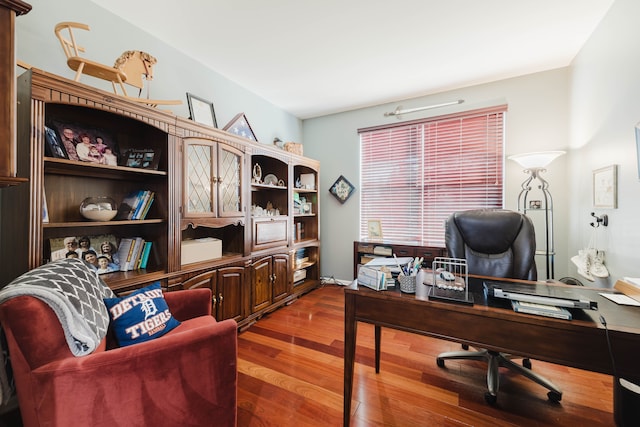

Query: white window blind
[359,105,506,247]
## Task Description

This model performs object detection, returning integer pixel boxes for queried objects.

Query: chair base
[437,348,563,404]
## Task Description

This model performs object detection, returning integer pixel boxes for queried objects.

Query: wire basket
[398,275,416,293]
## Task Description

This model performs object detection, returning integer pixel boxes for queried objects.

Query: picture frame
[223,112,257,142]
[49,120,119,166]
[329,174,355,204]
[44,125,68,159]
[124,148,160,170]
[301,202,312,214]
[186,93,217,128]
[593,164,617,209]
[367,220,383,240]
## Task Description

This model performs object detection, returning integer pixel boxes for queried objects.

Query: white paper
[599,293,640,306]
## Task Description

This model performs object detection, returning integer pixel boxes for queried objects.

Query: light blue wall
[303,70,570,282]
[15,0,302,144]
[567,0,640,287]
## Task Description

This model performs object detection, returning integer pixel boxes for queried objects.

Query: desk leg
[375,325,381,373]
[344,292,357,427]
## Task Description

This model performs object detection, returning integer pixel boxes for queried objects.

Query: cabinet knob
[211,177,218,183]
[212,295,217,304]
[218,293,223,304]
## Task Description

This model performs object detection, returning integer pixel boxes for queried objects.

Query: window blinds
[359,105,506,247]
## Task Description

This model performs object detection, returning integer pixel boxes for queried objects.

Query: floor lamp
[508,151,565,280]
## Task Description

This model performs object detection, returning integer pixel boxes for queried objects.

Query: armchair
[0,280,237,427]
[436,209,562,404]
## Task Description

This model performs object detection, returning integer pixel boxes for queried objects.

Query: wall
[304,70,570,282]
[567,0,640,287]
[14,0,302,144]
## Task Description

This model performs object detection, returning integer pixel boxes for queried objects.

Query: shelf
[44,219,165,228]
[45,157,167,179]
[294,260,316,270]
[293,188,317,193]
[251,183,288,190]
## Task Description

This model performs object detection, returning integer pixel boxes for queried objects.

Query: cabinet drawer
[253,217,288,250]
[392,245,415,257]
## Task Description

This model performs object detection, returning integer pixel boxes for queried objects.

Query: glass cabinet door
[185,139,216,217]
[217,144,244,217]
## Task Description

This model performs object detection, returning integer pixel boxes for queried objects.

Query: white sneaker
[590,250,609,278]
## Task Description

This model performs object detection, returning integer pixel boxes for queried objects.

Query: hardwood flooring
[238,283,615,427]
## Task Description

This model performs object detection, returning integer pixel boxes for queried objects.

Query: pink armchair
[0,287,237,427]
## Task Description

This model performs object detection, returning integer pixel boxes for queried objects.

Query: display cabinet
[2,67,321,330]
[1,69,176,291]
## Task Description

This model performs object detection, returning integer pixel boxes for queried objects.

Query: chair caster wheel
[523,358,532,369]
[436,358,445,368]
[484,392,497,405]
[547,391,562,402]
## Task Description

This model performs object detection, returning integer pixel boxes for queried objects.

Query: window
[359,105,506,247]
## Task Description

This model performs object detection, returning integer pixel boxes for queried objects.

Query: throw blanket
[0,258,115,356]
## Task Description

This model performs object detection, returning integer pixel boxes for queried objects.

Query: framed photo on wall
[593,164,617,209]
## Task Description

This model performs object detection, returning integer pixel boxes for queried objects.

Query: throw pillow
[104,282,180,347]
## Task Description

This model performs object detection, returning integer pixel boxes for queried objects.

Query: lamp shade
[508,151,565,169]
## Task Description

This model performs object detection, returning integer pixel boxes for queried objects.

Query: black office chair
[436,209,563,404]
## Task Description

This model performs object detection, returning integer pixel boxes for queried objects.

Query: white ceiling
[90,0,614,119]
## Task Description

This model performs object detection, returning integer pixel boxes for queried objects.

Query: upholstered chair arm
[163,287,212,320]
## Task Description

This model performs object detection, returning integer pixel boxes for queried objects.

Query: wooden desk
[343,278,640,426]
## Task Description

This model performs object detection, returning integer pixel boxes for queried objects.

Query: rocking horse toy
[54,22,181,107]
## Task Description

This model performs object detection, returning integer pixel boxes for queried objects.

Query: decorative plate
[263,174,278,186]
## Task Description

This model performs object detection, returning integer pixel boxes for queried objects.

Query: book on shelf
[139,241,153,269]
[129,237,145,271]
[115,238,134,271]
[116,190,154,220]
[511,300,572,320]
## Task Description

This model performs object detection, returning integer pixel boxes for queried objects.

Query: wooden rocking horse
[54,22,181,107]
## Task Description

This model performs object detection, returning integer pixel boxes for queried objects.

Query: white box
[181,237,222,265]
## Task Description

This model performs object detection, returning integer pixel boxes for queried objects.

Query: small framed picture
[124,148,160,170]
[329,175,355,204]
[593,165,617,209]
[528,200,542,209]
[186,93,217,128]
[223,112,257,142]
[44,126,68,159]
[368,220,383,240]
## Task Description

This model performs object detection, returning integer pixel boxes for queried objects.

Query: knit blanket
[0,258,115,356]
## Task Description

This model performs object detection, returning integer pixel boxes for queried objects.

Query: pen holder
[398,275,416,294]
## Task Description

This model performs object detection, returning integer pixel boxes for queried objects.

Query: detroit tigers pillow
[104,281,180,347]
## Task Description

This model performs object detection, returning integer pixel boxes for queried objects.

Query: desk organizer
[398,275,416,293]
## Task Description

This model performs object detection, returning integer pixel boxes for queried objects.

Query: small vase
[80,197,117,221]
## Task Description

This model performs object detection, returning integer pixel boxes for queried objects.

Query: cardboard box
[181,237,222,265]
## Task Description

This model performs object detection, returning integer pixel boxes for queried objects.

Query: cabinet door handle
[212,295,217,305]
[217,176,223,184]
[211,177,218,183]
[218,293,223,304]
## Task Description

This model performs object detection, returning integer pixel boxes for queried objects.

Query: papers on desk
[511,300,572,320]
[357,266,386,291]
[599,293,640,306]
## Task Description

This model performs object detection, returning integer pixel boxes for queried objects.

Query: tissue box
[181,237,222,265]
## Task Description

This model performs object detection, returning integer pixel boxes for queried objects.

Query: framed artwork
[329,175,355,204]
[44,126,68,159]
[49,121,119,166]
[367,220,383,239]
[186,93,217,128]
[593,165,617,209]
[223,112,257,142]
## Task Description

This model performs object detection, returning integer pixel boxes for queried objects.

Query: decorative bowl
[80,197,117,221]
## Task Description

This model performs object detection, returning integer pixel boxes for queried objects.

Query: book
[136,192,155,220]
[115,238,134,271]
[116,190,144,220]
[139,241,153,269]
[511,300,572,320]
[128,237,145,271]
[132,191,151,220]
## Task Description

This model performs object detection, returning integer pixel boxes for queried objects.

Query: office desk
[343,277,640,426]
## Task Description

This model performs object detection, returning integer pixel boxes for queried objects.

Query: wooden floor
[238,283,615,427]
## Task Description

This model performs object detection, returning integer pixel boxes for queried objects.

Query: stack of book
[115,190,155,220]
[295,248,308,266]
[115,237,153,271]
